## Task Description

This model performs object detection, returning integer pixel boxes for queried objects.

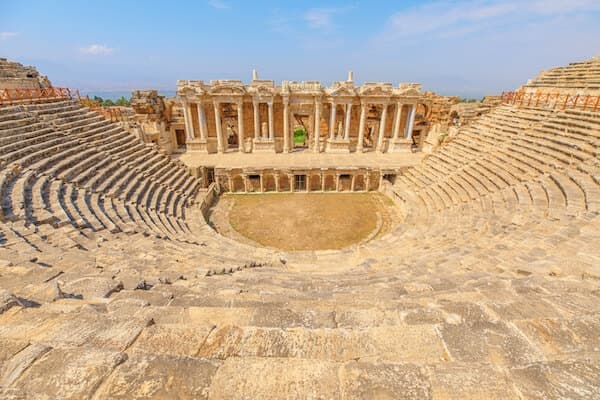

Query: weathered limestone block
[0,307,67,341]
[513,315,600,357]
[9,347,127,398]
[340,361,431,399]
[198,325,447,362]
[510,360,600,399]
[0,290,20,314]
[100,354,221,399]
[249,306,336,329]
[207,358,341,400]
[1,343,51,387]
[61,276,124,299]
[429,363,520,399]
[437,301,545,365]
[33,310,152,351]
[129,323,215,357]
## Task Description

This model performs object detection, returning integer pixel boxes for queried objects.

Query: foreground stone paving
[0,57,599,398]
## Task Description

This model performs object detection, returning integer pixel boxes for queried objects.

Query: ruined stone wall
[130,90,177,153]
[0,58,52,89]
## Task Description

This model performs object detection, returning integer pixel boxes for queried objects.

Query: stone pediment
[176,86,198,97]
[396,83,422,96]
[359,83,393,96]
[329,85,356,97]
[209,83,246,95]
[395,88,421,97]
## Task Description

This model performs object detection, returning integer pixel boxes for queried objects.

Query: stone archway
[354,174,366,191]
[324,174,336,191]
[232,175,245,192]
[263,173,276,192]
[309,174,321,191]
[279,175,291,192]
[339,174,352,191]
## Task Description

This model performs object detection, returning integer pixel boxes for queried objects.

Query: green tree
[115,96,130,107]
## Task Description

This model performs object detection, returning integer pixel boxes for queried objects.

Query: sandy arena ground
[208,192,397,251]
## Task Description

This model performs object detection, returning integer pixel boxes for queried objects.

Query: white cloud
[208,0,230,10]
[305,8,336,29]
[80,44,114,55]
[377,0,600,41]
[0,32,18,41]
[304,6,354,30]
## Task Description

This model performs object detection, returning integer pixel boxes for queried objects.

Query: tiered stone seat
[0,100,201,241]
[524,55,600,91]
[1,57,600,398]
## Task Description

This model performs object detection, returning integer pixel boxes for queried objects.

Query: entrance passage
[176,129,186,147]
[210,192,398,251]
[294,174,306,191]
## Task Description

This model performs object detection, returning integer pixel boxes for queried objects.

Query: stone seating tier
[0,57,600,398]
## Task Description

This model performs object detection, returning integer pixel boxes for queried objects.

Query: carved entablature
[209,81,246,95]
[327,82,357,100]
[176,80,208,100]
[247,83,277,102]
[177,75,427,106]
[284,81,323,94]
[250,80,275,88]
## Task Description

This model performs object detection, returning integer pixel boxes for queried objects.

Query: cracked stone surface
[0,57,600,398]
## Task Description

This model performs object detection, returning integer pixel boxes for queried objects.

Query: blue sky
[1,0,599,97]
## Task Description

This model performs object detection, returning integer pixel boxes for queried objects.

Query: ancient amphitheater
[0,55,599,399]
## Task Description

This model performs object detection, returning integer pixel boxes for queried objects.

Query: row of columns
[183,99,417,153]
[225,171,374,193]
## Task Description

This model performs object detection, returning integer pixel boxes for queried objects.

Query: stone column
[365,173,370,192]
[357,101,366,152]
[236,100,244,152]
[336,174,341,192]
[321,171,325,192]
[289,174,295,193]
[183,101,195,139]
[313,99,321,152]
[253,99,260,140]
[259,173,264,193]
[405,104,416,140]
[351,174,356,192]
[283,98,290,152]
[227,175,233,192]
[344,103,352,140]
[392,102,403,140]
[197,102,208,140]
[329,102,336,140]
[243,174,248,193]
[267,101,274,140]
[213,100,223,153]
[376,103,388,152]
[274,173,280,192]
